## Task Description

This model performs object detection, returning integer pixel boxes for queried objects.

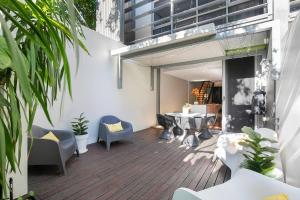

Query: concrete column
[272,0,289,73]
[156,68,161,114]
[272,0,289,132]
[117,55,123,89]
[221,60,227,131]
[150,66,155,91]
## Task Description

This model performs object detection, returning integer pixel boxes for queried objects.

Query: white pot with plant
[182,103,191,114]
[72,113,89,154]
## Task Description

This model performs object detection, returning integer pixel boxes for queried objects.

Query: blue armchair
[98,115,133,151]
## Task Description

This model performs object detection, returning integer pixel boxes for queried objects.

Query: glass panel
[153,2,171,37]
[198,1,226,13]
[228,0,266,22]
[174,0,196,14]
[198,9,226,22]
[198,0,216,7]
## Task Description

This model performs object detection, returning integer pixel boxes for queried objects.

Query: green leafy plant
[239,126,278,175]
[71,113,89,135]
[17,191,35,200]
[0,0,88,198]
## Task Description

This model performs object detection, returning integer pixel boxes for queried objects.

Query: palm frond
[0,0,88,197]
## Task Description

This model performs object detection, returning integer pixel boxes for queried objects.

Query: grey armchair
[28,125,79,175]
[98,115,133,151]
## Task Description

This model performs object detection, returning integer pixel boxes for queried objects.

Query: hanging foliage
[0,0,88,198]
[74,0,97,30]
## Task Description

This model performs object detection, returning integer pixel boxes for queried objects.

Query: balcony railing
[122,0,272,44]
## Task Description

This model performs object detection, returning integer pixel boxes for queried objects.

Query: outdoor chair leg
[199,128,213,140]
[159,129,172,140]
[59,162,67,175]
[76,149,80,157]
[106,142,111,151]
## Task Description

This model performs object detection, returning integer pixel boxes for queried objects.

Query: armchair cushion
[264,194,288,200]
[104,122,124,132]
[41,131,59,143]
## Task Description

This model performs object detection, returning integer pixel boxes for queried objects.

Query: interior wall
[160,73,188,114]
[34,27,157,144]
[276,14,300,187]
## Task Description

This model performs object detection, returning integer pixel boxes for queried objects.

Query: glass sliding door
[224,56,255,132]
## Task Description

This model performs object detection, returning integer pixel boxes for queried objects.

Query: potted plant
[182,103,191,114]
[239,126,278,176]
[72,113,89,154]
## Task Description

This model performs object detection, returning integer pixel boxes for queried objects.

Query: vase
[75,134,89,154]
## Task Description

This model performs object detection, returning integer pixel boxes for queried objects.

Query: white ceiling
[163,61,222,81]
[128,32,268,81]
[132,40,225,66]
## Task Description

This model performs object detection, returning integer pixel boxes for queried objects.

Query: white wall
[34,27,157,144]
[8,127,27,198]
[276,14,300,187]
[160,72,188,114]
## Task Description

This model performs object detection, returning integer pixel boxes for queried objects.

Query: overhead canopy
[112,21,272,83]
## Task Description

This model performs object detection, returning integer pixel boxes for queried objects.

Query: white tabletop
[166,112,215,118]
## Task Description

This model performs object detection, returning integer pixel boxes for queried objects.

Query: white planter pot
[75,134,88,154]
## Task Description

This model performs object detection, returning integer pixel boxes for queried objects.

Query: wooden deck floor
[29,128,231,200]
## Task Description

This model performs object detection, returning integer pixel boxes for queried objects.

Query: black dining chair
[169,115,184,136]
[198,115,216,140]
[156,114,174,140]
[182,117,200,147]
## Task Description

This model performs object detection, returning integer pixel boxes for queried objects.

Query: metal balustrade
[122,0,273,44]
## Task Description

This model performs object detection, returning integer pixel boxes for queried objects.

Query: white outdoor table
[165,112,216,147]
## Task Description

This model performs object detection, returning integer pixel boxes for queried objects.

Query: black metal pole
[0,184,3,200]
[9,178,13,200]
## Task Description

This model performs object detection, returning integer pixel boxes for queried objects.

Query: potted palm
[239,126,278,176]
[72,113,89,154]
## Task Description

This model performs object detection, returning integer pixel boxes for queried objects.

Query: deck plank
[29,128,230,200]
